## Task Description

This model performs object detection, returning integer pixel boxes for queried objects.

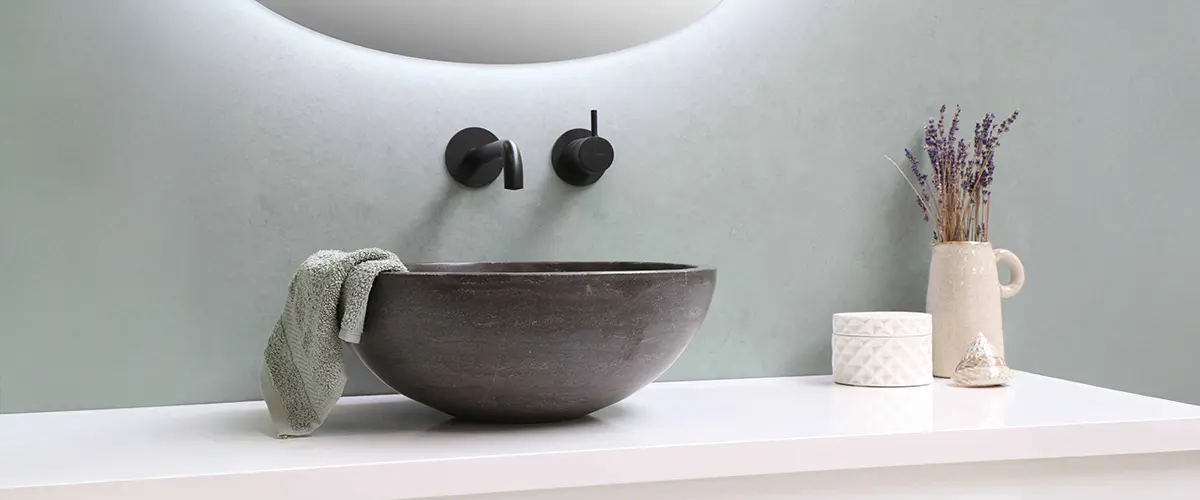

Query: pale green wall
[2,0,1198,412]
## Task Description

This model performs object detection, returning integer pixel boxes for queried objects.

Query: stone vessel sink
[356,262,716,423]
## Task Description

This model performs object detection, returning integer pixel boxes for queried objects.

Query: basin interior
[402,262,700,273]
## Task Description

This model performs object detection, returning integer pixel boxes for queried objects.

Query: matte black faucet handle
[552,109,615,186]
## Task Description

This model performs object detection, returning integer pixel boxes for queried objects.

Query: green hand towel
[260,248,406,438]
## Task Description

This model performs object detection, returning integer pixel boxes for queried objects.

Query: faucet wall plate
[552,110,614,186]
[445,127,504,188]
[551,129,603,186]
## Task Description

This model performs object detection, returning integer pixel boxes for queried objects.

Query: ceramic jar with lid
[832,312,932,387]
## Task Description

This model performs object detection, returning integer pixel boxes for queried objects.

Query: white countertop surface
[3,372,1200,499]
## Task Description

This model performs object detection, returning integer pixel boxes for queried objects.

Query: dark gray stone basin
[356,262,717,423]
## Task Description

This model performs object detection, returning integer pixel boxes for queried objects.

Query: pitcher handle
[995,248,1025,298]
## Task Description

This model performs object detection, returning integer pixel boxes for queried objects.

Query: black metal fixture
[445,127,523,190]
[551,110,614,186]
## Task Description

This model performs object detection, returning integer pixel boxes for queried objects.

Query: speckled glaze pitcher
[927,242,1025,377]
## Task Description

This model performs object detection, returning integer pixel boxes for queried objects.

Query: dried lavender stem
[884,154,941,229]
[975,194,982,240]
[893,106,1017,243]
[983,190,992,241]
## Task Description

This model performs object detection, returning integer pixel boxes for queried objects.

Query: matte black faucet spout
[466,139,523,190]
[445,127,524,190]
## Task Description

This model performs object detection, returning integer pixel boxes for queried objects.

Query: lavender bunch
[887,105,1019,242]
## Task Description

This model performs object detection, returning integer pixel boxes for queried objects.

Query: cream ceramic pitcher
[926,242,1025,377]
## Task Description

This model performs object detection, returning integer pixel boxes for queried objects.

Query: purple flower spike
[891,106,1019,243]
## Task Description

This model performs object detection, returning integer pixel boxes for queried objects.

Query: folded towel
[260,248,406,438]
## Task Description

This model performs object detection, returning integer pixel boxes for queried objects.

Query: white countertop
[3,372,1200,500]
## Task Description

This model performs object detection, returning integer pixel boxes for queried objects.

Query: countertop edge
[10,418,1200,500]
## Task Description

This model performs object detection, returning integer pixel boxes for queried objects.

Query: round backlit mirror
[255,0,724,64]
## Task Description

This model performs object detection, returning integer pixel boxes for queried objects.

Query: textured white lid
[832,311,932,337]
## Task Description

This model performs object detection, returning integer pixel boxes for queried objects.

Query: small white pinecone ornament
[951,332,1012,387]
